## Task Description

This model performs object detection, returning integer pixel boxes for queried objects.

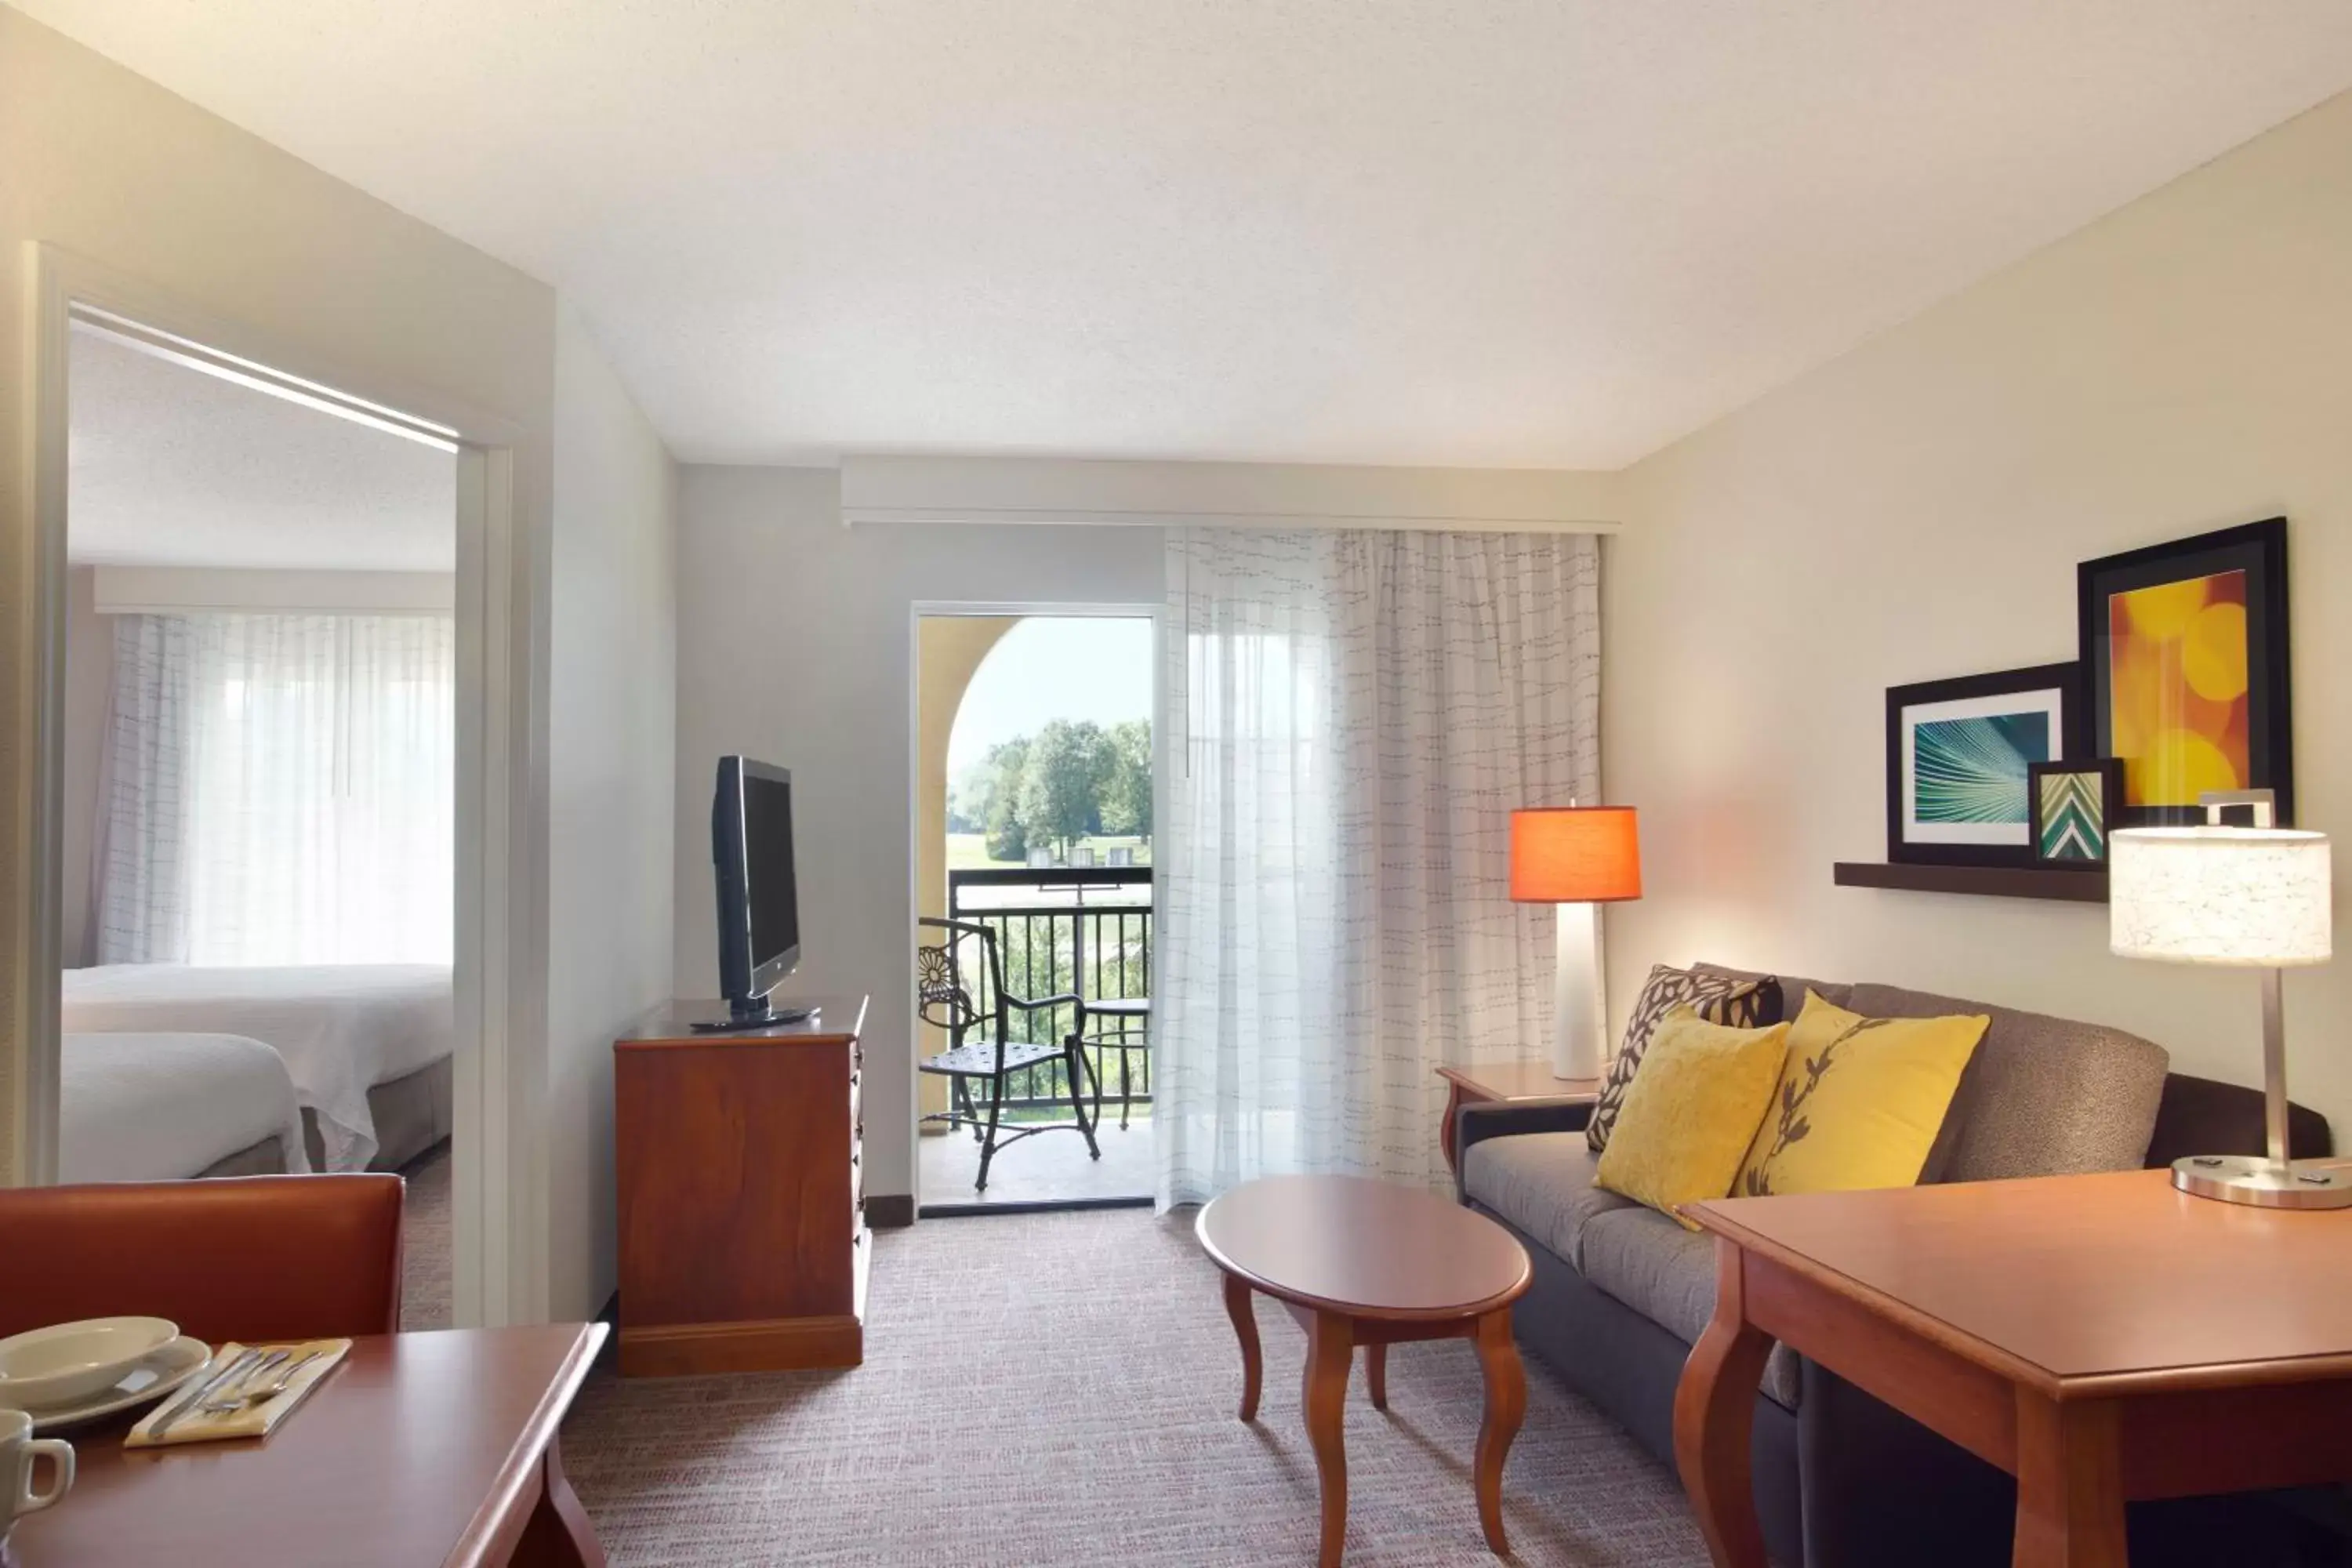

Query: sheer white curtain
[95,613,456,966]
[1155,529,1600,1206]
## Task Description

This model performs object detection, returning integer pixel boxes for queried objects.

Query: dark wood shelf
[1832,862,2108,903]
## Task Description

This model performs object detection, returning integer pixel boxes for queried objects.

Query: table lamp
[1511,805,1642,1080]
[2111,789,2347,1209]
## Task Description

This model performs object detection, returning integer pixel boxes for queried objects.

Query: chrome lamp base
[2172,1154,2352,1210]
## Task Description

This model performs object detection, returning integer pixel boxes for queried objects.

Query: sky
[946,615,1153,779]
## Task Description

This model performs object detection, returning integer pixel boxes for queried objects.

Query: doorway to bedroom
[913,609,1158,1216]
[54,314,462,1330]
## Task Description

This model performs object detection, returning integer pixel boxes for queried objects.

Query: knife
[147,1347,260,1438]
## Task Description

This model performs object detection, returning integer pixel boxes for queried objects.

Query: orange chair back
[0,1174,405,1343]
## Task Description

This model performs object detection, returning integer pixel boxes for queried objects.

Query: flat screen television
[704,755,811,1029]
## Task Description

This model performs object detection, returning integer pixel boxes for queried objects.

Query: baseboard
[920,1194,1154,1218]
[865,1193,916,1229]
[618,1314,862,1377]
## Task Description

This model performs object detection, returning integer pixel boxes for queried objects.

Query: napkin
[125,1339,349,1447]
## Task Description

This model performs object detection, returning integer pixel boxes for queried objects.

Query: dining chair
[0,1174,405,1343]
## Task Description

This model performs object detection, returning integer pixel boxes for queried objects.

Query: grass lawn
[946,832,1150,870]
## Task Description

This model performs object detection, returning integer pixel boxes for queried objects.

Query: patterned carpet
[399,1142,452,1331]
[560,1207,1711,1567]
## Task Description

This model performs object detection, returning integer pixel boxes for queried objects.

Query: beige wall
[546,310,678,1319]
[0,5,560,1183]
[673,467,1163,1207]
[3,10,680,1330]
[914,615,1018,1121]
[1605,89,2352,1141]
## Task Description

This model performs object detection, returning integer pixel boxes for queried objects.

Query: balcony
[918,866,1153,1209]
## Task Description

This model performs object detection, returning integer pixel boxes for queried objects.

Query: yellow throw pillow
[1594,1008,1791,1231]
[1735,991,1988,1199]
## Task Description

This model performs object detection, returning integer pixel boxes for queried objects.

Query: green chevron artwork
[2029,760,2122,868]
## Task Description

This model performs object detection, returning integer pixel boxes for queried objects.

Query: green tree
[1017,719,1109,862]
[1098,718,1152,840]
[978,738,1031,862]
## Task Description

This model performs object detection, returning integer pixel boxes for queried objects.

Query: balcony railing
[945,866,1152,1117]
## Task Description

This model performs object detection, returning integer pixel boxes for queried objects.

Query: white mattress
[62,964,454,1174]
[60,1032,310,1184]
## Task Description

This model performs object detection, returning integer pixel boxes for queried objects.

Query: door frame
[9,241,539,1327]
[906,600,1164,1212]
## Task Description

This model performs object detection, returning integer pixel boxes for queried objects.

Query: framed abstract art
[1886,663,2085,867]
[2027,759,2122,868]
[2078,518,2292,826]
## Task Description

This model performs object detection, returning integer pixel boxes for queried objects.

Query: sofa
[1456,963,2338,1568]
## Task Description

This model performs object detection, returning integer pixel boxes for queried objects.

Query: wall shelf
[1832,862,2108,903]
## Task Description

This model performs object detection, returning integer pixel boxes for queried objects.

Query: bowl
[0,1317,180,1409]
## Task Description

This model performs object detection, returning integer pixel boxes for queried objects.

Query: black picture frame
[1886,662,2085,868]
[2027,759,2122,869]
[2077,517,2292,827]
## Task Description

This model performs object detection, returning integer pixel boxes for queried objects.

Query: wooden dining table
[7,1323,608,1568]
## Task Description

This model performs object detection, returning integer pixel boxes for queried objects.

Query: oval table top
[1196,1174,1532,1321]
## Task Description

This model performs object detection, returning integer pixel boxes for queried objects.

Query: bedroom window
[95,612,456,966]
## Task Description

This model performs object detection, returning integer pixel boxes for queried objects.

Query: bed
[60,1033,310,1183]
[61,964,454,1174]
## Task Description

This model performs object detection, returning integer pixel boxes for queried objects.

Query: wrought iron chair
[917,917,1101,1191]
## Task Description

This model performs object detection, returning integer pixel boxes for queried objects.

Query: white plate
[24,1337,213,1432]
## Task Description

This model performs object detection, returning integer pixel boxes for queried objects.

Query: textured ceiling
[69,328,456,572]
[20,2,2352,467]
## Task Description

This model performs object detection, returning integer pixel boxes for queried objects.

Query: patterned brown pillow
[1586,965,1783,1154]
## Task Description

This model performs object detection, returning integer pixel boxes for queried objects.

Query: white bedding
[61,1032,310,1184]
[61,964,454,1174]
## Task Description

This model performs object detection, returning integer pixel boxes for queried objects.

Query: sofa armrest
[1455,1100,1595,1200]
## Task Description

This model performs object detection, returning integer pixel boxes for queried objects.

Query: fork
[194,1349,290,1415]
[202,1349,321,1414]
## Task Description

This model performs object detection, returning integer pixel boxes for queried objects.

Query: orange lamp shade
[1510,806,1642,903]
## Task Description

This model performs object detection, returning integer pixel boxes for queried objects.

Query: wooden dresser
[614,994,869,1377]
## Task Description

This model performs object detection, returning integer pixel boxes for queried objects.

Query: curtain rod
[840,506,1619,534]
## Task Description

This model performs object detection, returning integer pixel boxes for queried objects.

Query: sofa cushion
[1735,991,1987,1199]
[1578,1205,1803,1409]
[1595,1011,1792,1229]
[1461,1133,1635,1269]
[1590,965,1781,1154]
[1696,963,1853,1017]
[1843,984,2169,1183]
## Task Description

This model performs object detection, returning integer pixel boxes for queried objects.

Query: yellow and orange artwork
[2108,569,2250,808]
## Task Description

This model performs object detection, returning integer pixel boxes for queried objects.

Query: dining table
[5,1323,608,1568]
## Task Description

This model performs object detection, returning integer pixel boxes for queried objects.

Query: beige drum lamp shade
[2109,826,2330,967]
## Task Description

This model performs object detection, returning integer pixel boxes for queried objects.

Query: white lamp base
[2172,1155,2352,1210]
[1552,901,1606,1081]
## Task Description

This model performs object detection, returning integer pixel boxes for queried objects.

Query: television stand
[615,995,871,1375]
[690,1000,817,1033]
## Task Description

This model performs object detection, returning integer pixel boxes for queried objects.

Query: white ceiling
[69,327,456,572]
[22,2,2352,469]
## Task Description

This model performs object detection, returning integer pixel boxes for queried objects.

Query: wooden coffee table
[1196,1174,1534,1568]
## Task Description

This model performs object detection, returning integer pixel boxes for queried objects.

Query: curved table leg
[2013,1392,2127,1568]
[1364,1342,1388,1411]
[513,1437,608,1568]
[1472,1309,1525,1556]
[1222,1272,1262,1422]
[1673,1240,1776,1568]
[1303,1310,1355,1568]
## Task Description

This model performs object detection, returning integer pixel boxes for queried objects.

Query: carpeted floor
[400,1142,452,1330]
[560,1207,1711,1567]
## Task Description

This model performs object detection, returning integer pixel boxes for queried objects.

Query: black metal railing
[945,866,1152,1117]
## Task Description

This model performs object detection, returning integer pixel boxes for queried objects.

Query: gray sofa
[1457,963,2337,1568]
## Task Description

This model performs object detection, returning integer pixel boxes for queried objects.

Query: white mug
[0,1409,74,1541]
